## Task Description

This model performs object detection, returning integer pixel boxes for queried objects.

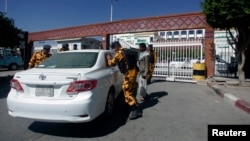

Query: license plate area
[35,86,54,97]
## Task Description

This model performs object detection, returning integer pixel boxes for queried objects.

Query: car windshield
[37,52,98,68]
[4,50,19,56]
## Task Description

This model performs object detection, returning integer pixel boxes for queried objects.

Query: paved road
[0,77,249,141]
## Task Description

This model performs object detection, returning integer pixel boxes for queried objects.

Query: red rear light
[10,79,24,92]
[66,80,97,94]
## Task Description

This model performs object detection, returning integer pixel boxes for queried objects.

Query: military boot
[129,105,142,120]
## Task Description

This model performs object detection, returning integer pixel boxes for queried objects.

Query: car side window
[5,50,12,56]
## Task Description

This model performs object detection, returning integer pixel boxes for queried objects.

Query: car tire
[9,63,18,70]
[104,88,115,118]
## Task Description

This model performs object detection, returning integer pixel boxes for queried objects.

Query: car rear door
[105,52,123,96]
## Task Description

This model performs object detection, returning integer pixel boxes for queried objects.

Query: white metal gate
[214,30,237,78]
[153,39,204,82]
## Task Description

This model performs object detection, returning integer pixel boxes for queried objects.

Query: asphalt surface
[0,75,250,141]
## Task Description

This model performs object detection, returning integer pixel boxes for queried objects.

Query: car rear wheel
[104,88,115,117]
[9,63,18,70]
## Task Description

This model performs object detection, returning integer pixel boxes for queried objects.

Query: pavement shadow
[28,93,130,138]
[0,76,12,99]
[150,79,166,84]
[139,91,168,110]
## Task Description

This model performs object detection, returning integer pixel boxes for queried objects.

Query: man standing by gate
[138,43,150,102]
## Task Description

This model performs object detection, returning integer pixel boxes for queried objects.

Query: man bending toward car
[28,44,52,69]
[106,41,142,120]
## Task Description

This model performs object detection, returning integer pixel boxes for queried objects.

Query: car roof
[59,49,111,53]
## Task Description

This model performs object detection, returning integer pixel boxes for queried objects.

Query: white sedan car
[7,50,123,123]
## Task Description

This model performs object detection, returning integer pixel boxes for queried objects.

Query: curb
[207,81,250,115]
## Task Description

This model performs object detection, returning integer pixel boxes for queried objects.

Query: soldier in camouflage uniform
[28,45,52,68]
[107,41,142,120]
[147,44,157,84]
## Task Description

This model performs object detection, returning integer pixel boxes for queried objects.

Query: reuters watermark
[208,125,250,140]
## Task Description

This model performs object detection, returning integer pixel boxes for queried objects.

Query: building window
[188,30,195,39]
[196,29,204,38]
[167,31,173,40]
[173,31,179,39]
[196,29,203,34]
[174,31,179,35]
[160,32,165,37]
[189,30,194,34]
[181,31,187,39]
[181,31,187,35]
[167,32,172,35]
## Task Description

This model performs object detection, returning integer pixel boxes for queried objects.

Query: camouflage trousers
[122,70,138,106]
[147,63,155,81]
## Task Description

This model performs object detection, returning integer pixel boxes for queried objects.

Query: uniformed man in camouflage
[147,44,157,84]
[28,45,52,68]
[106,41,142,120]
